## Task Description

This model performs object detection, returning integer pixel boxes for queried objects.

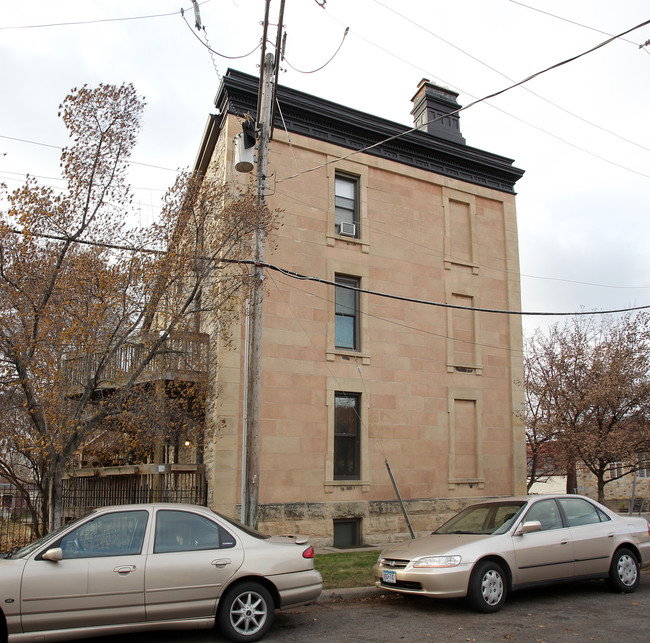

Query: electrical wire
[284,26,349,74]
[276,17,650,185]
[272,183,650,292]
[267,269,525,356]
[506,0,645,48]
[0,134,178,173]
[318,7,650,180]
[180,10,262,60]
[0,7,186,30]
[236,259,650,317]
[370,0,650,155]
[6,227,647,318]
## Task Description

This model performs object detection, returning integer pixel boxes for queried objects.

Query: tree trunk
[48,459,64,530]
[597,471,606,504]
[526,452,538,492]
[566,461,577,494]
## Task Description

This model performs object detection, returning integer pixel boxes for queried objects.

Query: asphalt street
[76,569,650,643]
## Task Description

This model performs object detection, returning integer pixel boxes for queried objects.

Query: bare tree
[524,314,650,501]
[0,84,277,532]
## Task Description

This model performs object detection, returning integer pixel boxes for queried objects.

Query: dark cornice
[211,70,524,194]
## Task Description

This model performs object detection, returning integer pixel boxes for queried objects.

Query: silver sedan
[374,494,650,612]
[0,503,322,642]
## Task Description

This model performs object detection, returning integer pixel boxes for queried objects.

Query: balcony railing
[63,330,209,392]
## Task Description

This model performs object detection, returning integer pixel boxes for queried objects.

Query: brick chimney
[410,78,466,145]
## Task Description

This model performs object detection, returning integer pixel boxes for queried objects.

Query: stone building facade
[194,70,526,546]
[577,459,650,512]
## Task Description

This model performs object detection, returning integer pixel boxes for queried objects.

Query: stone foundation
[248,496,501,547]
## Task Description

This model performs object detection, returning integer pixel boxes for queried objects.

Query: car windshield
[8,514,88,559]
[435,501,526,536]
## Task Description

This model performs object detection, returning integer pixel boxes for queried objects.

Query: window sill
[325,480,371,493]
[448,478,485,490]
[328,349,370,365]
[327,233,369,253]
[447,363,482,375]
[444,259,479,274]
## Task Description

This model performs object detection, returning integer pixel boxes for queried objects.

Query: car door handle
[212,558,231,568]
[114,565,136,574]
[560,540,569,545]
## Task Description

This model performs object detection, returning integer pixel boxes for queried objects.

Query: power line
[277,17,650,185]
[7,227,647,318]
[0,134,178,173]
[370,0,650,156]
[284,26,349,74]
[249,259,650,318]
[506,0,646,48]
[273,184,650,292]
[0,2,210,30]
[180,10,262,60]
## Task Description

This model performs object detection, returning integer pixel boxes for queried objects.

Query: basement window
[333,518,361,548]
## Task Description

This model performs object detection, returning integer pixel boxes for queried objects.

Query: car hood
[380,533,489,560]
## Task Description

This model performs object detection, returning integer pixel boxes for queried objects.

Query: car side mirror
[42,547,63,562]
[516,520,542,535]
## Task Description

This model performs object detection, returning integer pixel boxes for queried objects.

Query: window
[523,499,563,531]
[334,392,360,480]
[333,518,361,548]
[638,453,650,478]
[335,276,359,350]
[59,510,148,558]
[609,461,624,479]
[154,510,236,553]
[557,497,609,527]
[335,174,359,237]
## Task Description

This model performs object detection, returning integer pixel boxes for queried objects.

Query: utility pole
[244,0,284,528]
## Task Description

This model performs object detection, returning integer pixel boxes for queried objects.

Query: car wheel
[467,560,508,613]
[607,548,640,593]
[217,581,274,642]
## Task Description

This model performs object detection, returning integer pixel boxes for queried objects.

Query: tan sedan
[374,494,650,612]
[0,504,322,642]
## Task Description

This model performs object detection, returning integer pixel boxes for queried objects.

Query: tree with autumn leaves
[0,84,276,534]
[525,313,650,501]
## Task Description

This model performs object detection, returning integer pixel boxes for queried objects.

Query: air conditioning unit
[339,221,356,237]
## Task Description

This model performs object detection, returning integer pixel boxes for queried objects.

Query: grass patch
[315,550,379,589]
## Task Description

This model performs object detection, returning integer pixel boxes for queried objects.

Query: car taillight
[302,545,315,559]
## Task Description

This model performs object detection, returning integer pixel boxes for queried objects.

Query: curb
[318,586,387,602]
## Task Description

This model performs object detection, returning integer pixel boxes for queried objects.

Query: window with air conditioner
[335,174,359,237]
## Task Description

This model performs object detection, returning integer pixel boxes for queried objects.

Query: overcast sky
[2,0,649,335]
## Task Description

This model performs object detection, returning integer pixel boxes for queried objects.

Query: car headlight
[413,555,462,568]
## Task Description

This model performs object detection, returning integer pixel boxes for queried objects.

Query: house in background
[577,456,650,512]
[195,70,526,545]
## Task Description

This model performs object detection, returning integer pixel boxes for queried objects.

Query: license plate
[382,569,396,584]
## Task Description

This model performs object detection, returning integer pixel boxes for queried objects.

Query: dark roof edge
[209,69,525,194]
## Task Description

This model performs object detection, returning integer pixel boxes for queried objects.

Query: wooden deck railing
[63,331,209,392]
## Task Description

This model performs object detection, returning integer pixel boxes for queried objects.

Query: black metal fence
[0,483,42,552]
[1,466,207,552]
[61,465,207,520]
